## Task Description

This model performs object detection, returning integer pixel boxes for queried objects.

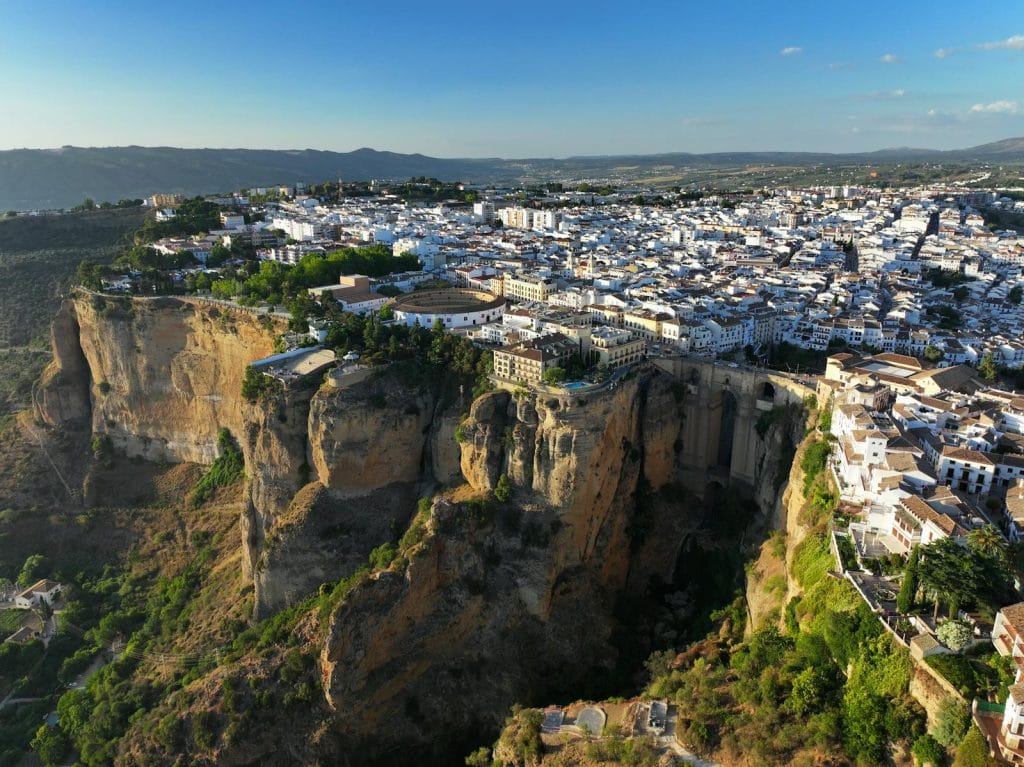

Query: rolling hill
[1,138,1023,210]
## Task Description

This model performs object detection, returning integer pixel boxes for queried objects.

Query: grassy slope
[0,207,147,412]
[0,414,250,764]
[0,207,147,347]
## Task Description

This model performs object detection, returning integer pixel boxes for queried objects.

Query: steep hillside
[30,295,810,766]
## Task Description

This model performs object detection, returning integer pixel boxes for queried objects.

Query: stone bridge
[652,357,815,494]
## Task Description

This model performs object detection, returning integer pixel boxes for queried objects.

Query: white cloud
[969,100,1019,114]
[934,47,958,59]
[863,89,907,101]
[879,53,900,64]
[978,34,1024,51]
[780,46,802,56]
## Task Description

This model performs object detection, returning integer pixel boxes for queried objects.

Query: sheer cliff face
[36,297,809,765]
[35,299,92,426]
[319,371,698,759]
[241,370,469,618]
[36,294,279,463]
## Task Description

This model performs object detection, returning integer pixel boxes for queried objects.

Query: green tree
[207,242,232,267]
[924,345,944,363]
[842,687,889,764]
[30,725,69,767]
[898,547,919,613]
[17,553,46,586]
[788,666,833,717]
[75,259,109,291]
[368,542,396,570]
[541,366,566,385]
[465,747,491,767]
[967,524,1007,562]
[936,620,973,653]
[978,353,999,382]
[917,537,1014,618]
[1009,286,1023,305]
[953,726,1001,766]
[932,697,969,748]
[494,474,512,502]
[912,733,945,766]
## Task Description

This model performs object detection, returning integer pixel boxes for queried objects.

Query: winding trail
[20,419,80,507]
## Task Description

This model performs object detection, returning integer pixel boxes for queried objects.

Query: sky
[1,0,1023,157]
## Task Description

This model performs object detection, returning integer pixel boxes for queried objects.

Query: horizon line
[0,137,1018,161]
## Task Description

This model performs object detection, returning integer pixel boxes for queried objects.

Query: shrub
[912,734,945,766]
[953,726,1001,766]
[937,620,974,653]
[192,428,244,506]
[368,542,397,570]
[30,725,69,767]
[926,654,994,698]
[192,710,217,749]
[399,497,432,553]
[933,697,969,748]
[91,433,113,460]
[240,365,282,402]
[800,441,831,496]
[494,474,512,503]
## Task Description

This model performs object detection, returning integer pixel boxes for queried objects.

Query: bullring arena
[391,288,505,329]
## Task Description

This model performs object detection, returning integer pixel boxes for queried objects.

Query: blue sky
[1,0,1023,156]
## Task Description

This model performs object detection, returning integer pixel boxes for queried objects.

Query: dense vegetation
[203,243,420,308]
[0,348,50,414]
[133,197,222,244]
[241,308,493,422]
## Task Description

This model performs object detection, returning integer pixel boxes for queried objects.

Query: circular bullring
[391,288,505,329]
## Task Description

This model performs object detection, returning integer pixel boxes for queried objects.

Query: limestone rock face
[37,294,279,463]
[307,375,436,494]
[244,370,468,617]
[252,481,418,617]
[320,370,707,759]
[35,299,93,426]
[321,497,617,759]
[240,387,316,614]
[37,292,816,765]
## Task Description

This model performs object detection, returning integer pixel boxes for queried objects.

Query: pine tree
[897,547,919,614]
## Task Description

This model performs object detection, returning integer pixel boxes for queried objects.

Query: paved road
[0,697,43,710]
[661,706,720,767]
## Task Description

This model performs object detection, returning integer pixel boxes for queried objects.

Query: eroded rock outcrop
[318,370,712,760]
[243,368,471,617]
[35,299,92,427]
[36,293,280,463]
[36,294,812,765]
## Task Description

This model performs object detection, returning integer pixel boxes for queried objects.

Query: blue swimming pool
[563,381,588,390]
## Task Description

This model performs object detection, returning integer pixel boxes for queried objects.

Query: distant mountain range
[2,138,1024,211]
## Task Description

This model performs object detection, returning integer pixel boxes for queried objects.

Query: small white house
[14,579,62,609]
